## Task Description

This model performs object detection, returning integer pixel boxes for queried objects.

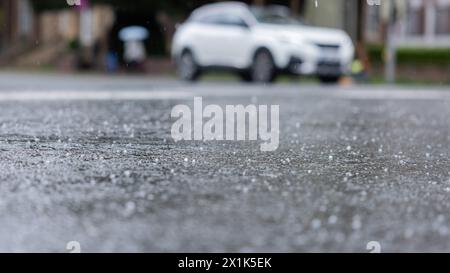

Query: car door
[188,14,224,66]
[191,12,252,68]
[212,13,253,68]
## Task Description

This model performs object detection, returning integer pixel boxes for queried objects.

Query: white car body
[172,2,355,81]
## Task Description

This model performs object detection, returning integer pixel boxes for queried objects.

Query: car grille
[317,61,342,75]
[316,43,341,50]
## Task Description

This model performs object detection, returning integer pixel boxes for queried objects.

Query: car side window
[197,13,248,28]
[196,14,220,24]
[218,14,248,27]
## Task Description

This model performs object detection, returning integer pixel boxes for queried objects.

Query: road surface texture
[0,72,449,252]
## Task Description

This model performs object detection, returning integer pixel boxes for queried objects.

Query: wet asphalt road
[0,72,449,252]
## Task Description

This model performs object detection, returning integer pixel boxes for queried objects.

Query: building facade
[239,0,362,42]
[365,0,450,47]
[303,0,363,42]
[0,0,34,56]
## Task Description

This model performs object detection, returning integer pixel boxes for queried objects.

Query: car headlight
[343,35,354,48]
[278,36,297,45]
[278,37,312,47]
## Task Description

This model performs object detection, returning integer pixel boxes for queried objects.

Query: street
[0,72,449,252]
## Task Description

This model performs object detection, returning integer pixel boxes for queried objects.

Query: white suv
[172,2,355,83]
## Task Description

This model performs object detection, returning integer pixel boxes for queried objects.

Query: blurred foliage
[366,44,383,62]
[368,44,450,65]
[0,12,3,32]
[68,38,79,51]
[30,0,211,15]
[30,0,67,11]
[397,48,450,65]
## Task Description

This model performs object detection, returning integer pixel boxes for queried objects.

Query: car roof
[190,2,250,19]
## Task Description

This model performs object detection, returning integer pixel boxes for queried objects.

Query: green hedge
[367,44,450,65]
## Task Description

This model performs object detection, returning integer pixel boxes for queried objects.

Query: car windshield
[250,6,304,25]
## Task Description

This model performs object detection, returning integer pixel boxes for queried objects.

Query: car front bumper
[287,57,351,76]
[281,43,354,76]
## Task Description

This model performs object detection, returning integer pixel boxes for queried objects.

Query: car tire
[177,50,201,82]
[251,49,277,83]
[319,76,341,84]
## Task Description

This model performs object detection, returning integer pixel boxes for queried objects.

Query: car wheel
[177,50,200,82]
[251,50,276,83]
[319,76,341,84]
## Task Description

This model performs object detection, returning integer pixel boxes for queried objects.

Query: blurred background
[0,1,450,253]
[0,0,449,84]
